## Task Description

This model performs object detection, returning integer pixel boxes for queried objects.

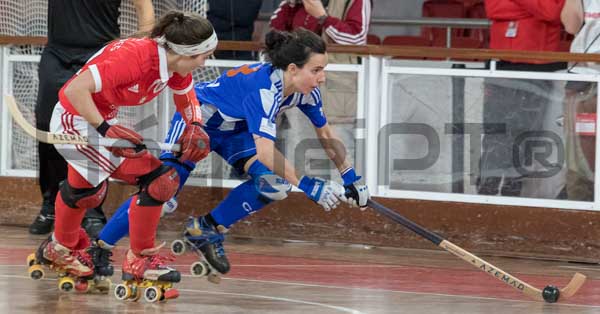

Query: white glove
[298,176,347,211]
[344,183,370,210]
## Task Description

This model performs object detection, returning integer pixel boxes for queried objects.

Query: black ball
[542,285,560,303]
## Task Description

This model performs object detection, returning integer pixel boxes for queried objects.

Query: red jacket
[485,0,564,59]
[270,0,370,45]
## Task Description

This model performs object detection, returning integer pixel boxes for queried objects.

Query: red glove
[177,122,210,163]
[96,121,146,158]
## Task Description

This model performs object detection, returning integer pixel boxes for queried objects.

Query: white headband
[156,31,218,56]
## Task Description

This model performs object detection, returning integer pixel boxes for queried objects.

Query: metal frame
[2,45,600,211]
[378,57,600,211]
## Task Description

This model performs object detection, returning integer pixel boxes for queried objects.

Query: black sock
[205,213,219,228]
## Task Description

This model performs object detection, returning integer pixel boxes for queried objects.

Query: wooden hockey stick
[367,199,586,303]
[4,94,180,151]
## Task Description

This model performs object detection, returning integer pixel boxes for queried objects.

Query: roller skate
[170,215,230,284]
[27,230,109,293]
[114,245,181,303]
[87,239,113,292]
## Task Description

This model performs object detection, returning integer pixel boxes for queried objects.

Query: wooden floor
[2,225,600,313]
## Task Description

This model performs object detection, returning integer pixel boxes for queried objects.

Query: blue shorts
[160,112,257,173]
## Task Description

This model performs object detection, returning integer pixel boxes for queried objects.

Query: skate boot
[170,216,230,284]
[27,234,96,293]
[29,213,55,235]
[29,191,55,235]
[85,239,113,293]
[114,246,180,303]
[81,207,107,240]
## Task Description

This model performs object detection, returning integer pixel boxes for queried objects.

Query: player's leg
[92,112,195,276]
[37,164,107,278]
[186,131,291,274]
[36,104,121,278]
[90,158,195,277]
[111,153,181,285]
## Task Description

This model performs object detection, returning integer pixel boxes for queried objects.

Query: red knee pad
[60,180,108,209]
[147,167,179,203]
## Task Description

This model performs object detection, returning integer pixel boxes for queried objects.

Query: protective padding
[60,180,108,209]
[247,159,291,201]
[255,174,291,201]
[139,166,180,205]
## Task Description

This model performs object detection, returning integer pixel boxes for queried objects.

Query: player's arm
[314,122,352,173]
[253,135,300,186]
[132,0,155,33]
[561,0,584,35]
[64,69,145,158]
[172,86,210,163]
[253,134,345,211]
[63,70,104,127]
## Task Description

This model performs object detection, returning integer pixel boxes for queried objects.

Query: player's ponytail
[151,10,214,48]
[264,28,326,70]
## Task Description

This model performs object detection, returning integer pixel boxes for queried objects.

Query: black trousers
[35,47,104,217]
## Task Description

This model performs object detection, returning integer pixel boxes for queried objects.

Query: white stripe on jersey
[88,64,102,92]
[171,80,194,95]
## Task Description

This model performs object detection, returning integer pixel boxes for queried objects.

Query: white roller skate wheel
[114,284,131,301]
[190,261,208,277]
[144,286,162,303]
[170,239,186,256]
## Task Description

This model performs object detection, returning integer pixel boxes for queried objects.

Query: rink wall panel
[0,176,597,262]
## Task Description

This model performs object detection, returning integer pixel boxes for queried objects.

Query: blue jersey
[195,62,327,141]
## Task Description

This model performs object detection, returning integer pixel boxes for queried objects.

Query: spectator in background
[477,0,567,197]
[270,0,371,178]
[207,0,262,60]
[561,0,600,201]
[30,0,154,237]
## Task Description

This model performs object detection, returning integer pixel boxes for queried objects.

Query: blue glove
[341,167,370,210]
[298,176,346,211]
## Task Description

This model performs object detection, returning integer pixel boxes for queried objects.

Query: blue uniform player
[90,28,370,280]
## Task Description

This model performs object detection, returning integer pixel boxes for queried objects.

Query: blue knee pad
[97,159,195,246]
[210,160,291,228]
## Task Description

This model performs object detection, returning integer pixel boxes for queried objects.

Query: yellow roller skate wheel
[27,253,36,267]
[28,264,45,280]
[114,284,131,301]
[144,286,162,303]
[58,277,76,292]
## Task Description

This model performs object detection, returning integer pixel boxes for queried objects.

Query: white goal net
[1,0,230,179]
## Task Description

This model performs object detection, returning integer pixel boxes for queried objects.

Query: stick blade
[559,272,586,300]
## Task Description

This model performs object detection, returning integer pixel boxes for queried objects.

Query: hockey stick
[367,199,586,303]
[4,95,180,151]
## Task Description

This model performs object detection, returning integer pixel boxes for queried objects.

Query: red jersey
[485,0,565,62]
[59,38,193,120]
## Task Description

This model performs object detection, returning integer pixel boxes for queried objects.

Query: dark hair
[264,28,326,70]
[150,10,214,45]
